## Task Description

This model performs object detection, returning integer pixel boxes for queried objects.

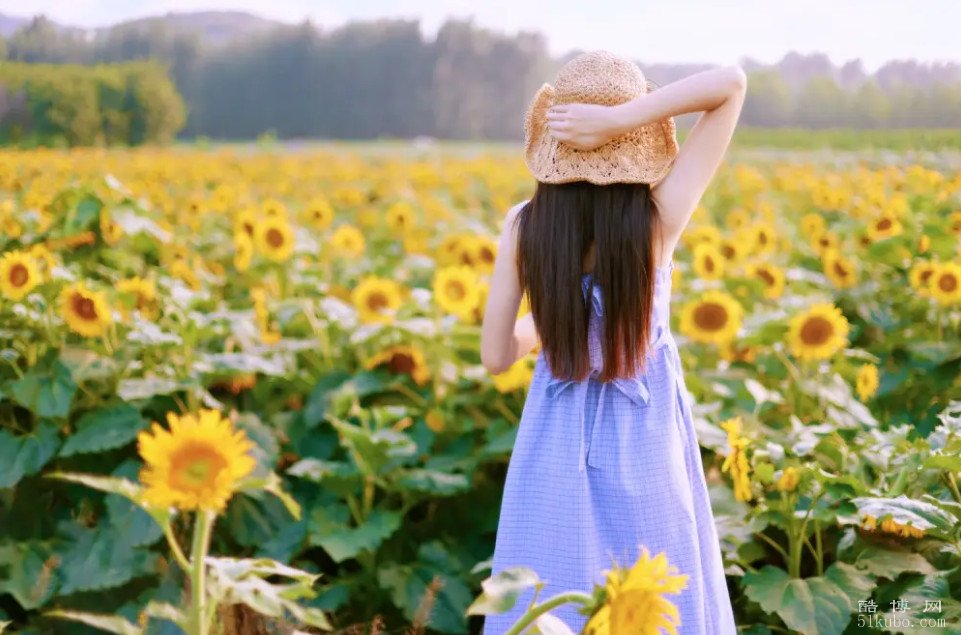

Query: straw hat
[524,50,678,185]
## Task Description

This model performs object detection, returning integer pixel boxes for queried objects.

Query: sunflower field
[1,143,961,634]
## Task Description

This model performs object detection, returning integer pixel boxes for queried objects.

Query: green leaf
[59,404,147,457]
[303,370,351,427]
[741,563,875,635]
[467,567,542,616]
[0,541,59,609]
[393,469,470,496]
[44,610,140,635]
[852,545,936,578]
[0,422,61,489]
[64,194,103,235]
[329,418,417,475]
[205,556,331,630]
[849,495,957,539]
[142,601,186,629]
[922,454,961,471]
[9,360,77,418]
[57,525,156,595]
[378,564,472,634]
[237,472,302,520]
[310,509,401,563]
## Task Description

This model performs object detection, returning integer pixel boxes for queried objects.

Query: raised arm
[547,66,747,245]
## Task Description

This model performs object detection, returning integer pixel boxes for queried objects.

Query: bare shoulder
[502,199,530,234]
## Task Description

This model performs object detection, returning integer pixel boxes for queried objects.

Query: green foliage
[0,61,186,146]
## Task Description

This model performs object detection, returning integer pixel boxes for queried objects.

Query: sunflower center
[479,247,495,265]
[367,292,389,312]
[721,245,735,259]
[71,294,98,321]
[388,352,416,375]
[266,228,285,248]
[920,268,933,283]
[877,218,892,231]
[693,302,728,331]
[9,263,29,287]
[704,257,715,273]
[445,280,466,301]
[939,274,958,293]
[170,442,228,491]
[757,269,774,286]
[800,316,834,346]
[833,261,848,277]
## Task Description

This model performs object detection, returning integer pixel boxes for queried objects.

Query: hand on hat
[546,103,623,151]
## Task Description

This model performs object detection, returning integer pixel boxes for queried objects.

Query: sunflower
[137,408,256,512]
[775,466,800,493]
[800,213,826,237]
[436,233,471,266]
[856,364,879,401]
[99,209,123,246]
[917,234,931,254]
[365,344,430,385]
[720,416,752,502]
[725,207,750,230]
[866,212,903,242]
[749,222,778,256]
[682,224,721,250]
[810,230,839,256]
[305,197,334,230]
[60,282,112,337]
[235,206,258,237]
[433,265,481,320]
[678,291,743,345]
[0,250,40,300]
[583,547,688,635]
[469,235,498,274]
[822,249,858,289]
[692,242,725,280]
[861,514,925,539]
[253,217,294,262]
[386,200,415,232]
[331,224,366,257]
[909,260,937,297]
[351,276,403,324]
[262,198,288,219]
[928,261,961,306]
[492,357,534,393]
[949,211,961,235]
[787,303,850,361]
[117,276,159,321]
[745,262,785,299]
[718,238,745,265]
[234,231,253,271]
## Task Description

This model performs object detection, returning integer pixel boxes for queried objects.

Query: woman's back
[483,252,736,634]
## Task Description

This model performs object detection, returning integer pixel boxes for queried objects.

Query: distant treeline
[0,61,185,145]
[2,15,961,142]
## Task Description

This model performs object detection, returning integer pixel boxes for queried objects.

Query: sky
[2,0,957,72]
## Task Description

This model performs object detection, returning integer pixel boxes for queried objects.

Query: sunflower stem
[163,522,191,572]
[189,510,215,635]
[503,591,593,635]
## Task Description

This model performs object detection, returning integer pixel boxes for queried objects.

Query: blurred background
[1,0,960,147]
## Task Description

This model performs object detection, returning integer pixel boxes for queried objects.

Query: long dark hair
[514,181,661,382]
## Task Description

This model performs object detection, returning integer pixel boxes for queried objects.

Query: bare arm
[480,201,539,375]
[547,66,747,247]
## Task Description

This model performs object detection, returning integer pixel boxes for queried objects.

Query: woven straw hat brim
[524,79,679,185]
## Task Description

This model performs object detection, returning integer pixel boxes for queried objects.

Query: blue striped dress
[483,260,737,634]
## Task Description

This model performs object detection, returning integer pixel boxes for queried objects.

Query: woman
[480,50,747,634]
